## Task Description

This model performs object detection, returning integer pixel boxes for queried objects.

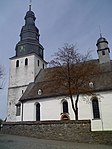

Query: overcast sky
[0,0,112,119]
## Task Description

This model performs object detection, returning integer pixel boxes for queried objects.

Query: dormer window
[38,89,42,95]
[89,82,94,88]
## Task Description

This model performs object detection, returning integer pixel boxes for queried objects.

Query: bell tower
[16,4,44,59]
[7,5,47,121]
[96,34,110,64]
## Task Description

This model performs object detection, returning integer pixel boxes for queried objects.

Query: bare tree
[47,44,100,120]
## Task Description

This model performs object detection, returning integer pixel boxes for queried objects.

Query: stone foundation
[1,120,112,145]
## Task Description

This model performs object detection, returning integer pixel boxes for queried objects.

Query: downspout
[21,101,23,121]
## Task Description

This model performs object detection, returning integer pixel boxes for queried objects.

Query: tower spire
[99,25,102,38]
[15,3,44,59]
[29,0,32,11]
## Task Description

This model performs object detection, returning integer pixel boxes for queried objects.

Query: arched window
[25,58,28,66]
[16,104,21,116]
[16,60,19,67]
[43,64,44,69]
[38,60,39,66]
[92,97,100,119]
[36,103,40,121]
[63,100,68,113]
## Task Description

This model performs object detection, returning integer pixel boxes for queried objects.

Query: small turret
[96,34,110,64]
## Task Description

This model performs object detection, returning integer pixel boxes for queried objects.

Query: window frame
[62,100,68,113]
[16,104,21,116]
[92,97,100,119]
[38,60,39,66]
[43,63,44,69]
[16,60,19,67]
[102,51,105,55]
[25,58,28,66]
[36,103,40,121]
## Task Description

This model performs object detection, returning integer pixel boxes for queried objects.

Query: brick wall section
[1,120,112,145]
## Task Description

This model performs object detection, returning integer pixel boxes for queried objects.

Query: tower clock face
[19,45,26,53]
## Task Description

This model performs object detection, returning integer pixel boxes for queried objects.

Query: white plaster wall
[23,102,35,121]
[78,97,92,120]
[98,91,112,130]
[98,42,107,50]
[9,54,45,88]
[9,56,34,88]
[40,98,61,120]
[98,49,110,64]
[23,96,90,121]
[7,53,47,121]
[76,92,112,131]
[23,98,61,121]
[22,91,112,131]
[78,95,103,131]
[34,55,47,76]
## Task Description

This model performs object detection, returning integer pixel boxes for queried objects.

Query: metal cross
[29,0,32,11]
[29,0,32,5]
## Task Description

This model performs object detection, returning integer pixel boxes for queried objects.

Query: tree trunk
[75,94,79,120]
[70,94,79,120]
[67,59,80,120]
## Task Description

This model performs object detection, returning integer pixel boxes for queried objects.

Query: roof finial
[29,0,32,11]
[99,25,102,38]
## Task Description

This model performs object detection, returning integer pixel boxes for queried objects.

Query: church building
[7,5,112,131]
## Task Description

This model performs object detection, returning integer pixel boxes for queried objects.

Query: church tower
[96,34,110,64]
[7,5,47,121]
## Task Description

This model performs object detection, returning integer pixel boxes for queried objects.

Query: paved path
[0,134,112,149]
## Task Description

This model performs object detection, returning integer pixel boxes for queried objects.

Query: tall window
[16,104,21,116]
[16,60,19,67]
[38,60,39,66]
[22,90,24,94]
[43,64,44,69]
[92,97,100,119]
[63,100,68,113]
[25,58,28,66]
[102,51,105,55]
[36,103,40,121]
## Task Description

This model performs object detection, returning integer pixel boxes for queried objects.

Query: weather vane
[30,0,32,5]
[99,25,102,38]
[29,0,32,10]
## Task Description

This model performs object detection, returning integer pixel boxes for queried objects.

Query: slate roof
[20,60,112,102]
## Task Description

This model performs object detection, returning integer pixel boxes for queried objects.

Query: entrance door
[36,103,40,121]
